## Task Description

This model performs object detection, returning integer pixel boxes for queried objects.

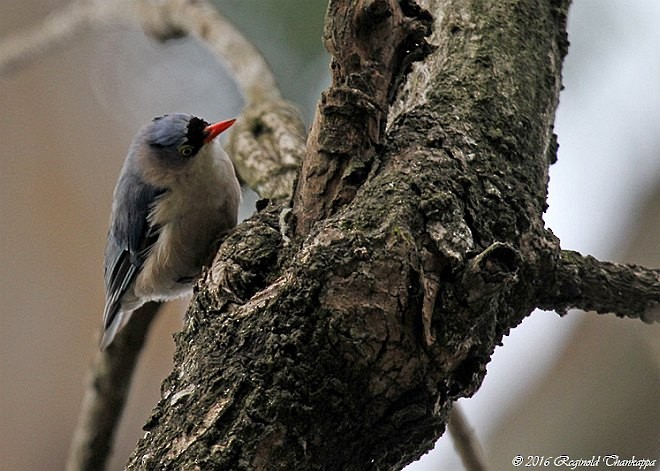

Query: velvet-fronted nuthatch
[101,113,240,350]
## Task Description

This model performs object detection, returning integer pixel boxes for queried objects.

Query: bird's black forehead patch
[186,117,210,147]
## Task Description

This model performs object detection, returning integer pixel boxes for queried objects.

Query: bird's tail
[100,309,133,350]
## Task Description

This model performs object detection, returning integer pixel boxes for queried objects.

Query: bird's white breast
[134,141,240,301]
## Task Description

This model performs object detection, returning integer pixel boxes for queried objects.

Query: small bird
[101,113,240,350]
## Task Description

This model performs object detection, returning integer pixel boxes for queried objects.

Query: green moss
[390,225,412,244]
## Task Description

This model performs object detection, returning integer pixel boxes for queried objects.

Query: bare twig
[0,0,127,76]
[227,100,306,201]
[134,0,277,104]
[0,0,276,101]
[65,303,160,471]
[448,403,489,471]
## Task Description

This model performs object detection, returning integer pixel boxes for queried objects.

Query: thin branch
[448,404,489,471]
[538,250,660,323]
[0,0,126,76]
[65,303,160,471]
[134,0,277,104]
[0,0,277,102]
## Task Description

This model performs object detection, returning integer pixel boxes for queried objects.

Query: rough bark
[123,0,659,470]
[293,0,434,234]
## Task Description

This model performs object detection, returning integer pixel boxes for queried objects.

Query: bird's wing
[103,172,165,332]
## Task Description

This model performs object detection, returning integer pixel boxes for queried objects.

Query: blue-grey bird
[101,113,240,350]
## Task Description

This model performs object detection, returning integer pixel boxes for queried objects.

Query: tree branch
[538,250,660,323]
[124,1,584,469]
[292,0,434,235]
[47,0,658,469]
[227,99,306,201]
[65,303,159,471]
[448,404,489,471]
[135,0,276,103]
[0,0,275,102]
[0,0,124,76]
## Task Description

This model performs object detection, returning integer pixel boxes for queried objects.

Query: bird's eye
[178,144,194,157]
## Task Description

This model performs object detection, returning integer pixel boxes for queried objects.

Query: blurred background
[0,1,658,470]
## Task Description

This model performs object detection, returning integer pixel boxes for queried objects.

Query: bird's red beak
[203,118,236,143]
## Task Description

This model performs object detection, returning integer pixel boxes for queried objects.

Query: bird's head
[140,113,235,166]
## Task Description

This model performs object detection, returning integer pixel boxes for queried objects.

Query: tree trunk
[126,0,660,469]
